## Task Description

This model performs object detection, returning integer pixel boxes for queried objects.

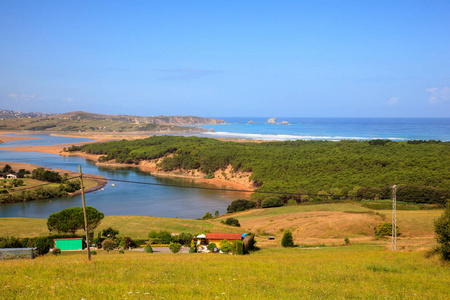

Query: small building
[0,248,37,260]
[6,174,17,179]
[54,238,83,251]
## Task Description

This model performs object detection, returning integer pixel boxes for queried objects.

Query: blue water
[197,117,450,141]
[0,135,245,218]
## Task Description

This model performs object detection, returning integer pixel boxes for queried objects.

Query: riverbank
[0,132,255,192]
[0,160,106,199]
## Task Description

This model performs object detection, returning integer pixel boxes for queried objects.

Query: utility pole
[79,165,91,261]
[391,185,397,251]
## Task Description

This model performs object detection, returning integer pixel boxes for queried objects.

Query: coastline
[0,131,255,192]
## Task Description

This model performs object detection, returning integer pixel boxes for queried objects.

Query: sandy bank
[0,131,41,143]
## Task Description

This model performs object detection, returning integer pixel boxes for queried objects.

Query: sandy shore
[0,132,255,192]
[0,131,41,143]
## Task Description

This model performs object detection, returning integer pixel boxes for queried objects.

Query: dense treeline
[77,136,450,203]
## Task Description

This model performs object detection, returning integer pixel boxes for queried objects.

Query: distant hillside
[0,109,54,119]
[0,110,224,133]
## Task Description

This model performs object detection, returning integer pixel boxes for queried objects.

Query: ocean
[196,117,450,142]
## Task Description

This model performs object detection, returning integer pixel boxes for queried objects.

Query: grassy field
[0,215,245,239]
[0,203,442,251]
[1,245,449,299]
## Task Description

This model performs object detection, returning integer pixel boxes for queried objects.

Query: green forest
[73,136,450,204]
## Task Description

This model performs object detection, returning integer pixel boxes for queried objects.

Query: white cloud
[6,92,37,100]
[427,87,450,104]
[387,97,399,106]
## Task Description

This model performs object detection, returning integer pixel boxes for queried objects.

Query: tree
[435,201,450,260]
[47,206,104,234]
[281,231,294,247]
[2,164,13,173]
[102,227,119,239]
[102,239,115,252]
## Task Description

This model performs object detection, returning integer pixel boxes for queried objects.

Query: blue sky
[1,1,449,117]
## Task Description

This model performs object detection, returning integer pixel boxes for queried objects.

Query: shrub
[189,247,196,253]
[220,239,234,253]
[344,237,350,246]
[34,237,52,256]
[261,197,284,208]
[227,199,256,213]
[148,230,172,244]
[119,250,124,254]
[374,222,400,238]
[144,244,153,253]
[434,202,450,260]
[91,250,97,255]
[52,248,61,255]
[0,236,23,248]
[207,243,217,252]
[202,211,213,220]
[119,236,136,250]
[235,240,244,255]
[169,243,182,253]
[221,217,241,227]
[175,232,194,246]
[102,239,115,252]
[281,231,294,247]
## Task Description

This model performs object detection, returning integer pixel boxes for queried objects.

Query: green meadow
[1,246,449,299]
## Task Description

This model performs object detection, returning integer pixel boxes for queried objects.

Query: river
[0,134,244,219]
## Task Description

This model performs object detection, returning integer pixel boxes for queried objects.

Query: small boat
[111,183,116,187]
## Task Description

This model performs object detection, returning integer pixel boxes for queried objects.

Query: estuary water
[0,135,244,219]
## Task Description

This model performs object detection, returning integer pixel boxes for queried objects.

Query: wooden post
[79,165,91,261]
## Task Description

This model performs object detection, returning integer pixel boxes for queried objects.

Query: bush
[0,236,23,248]
[227,199,256,213]
[374,222,400,238]
[148,230,172,244]
[102,239,115,252]
[119,236,136,250]
[202,211,213,220]
[169,242,182,253]
[235,240,244,255]
[344,237,350,246]
[207,243,217,252]
[35,237,52,256]
[91,250,97,255]
[220,239,234,253]
[434,202,450,260]
[261,197,284,208]
[221,217,241,227]
[119,250,124,254]
[173,232,194,246]
[52,248,61,255]
[189,247,196,253]
[144,244,153,253]
[281,231,294,247]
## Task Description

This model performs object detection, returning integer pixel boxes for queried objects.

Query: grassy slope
[0,215,244,238]
[1,246,449,299]
[0,203,442,250]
